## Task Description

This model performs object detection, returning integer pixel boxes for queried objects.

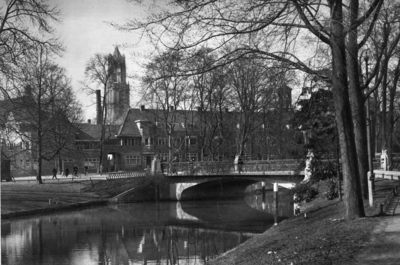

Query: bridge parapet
[107,171,148,180]
[162,160,302,176]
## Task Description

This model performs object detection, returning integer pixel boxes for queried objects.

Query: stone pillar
[368,171,374,207]
[151,156,162,175]
[380,150,388,170]
[273,182,279,226]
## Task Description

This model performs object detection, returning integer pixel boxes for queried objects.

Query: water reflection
[244,189,294,221]
[2,196,293,265]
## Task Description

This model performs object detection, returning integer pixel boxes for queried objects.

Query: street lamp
[0,136,2,180]
[365,51,375,193]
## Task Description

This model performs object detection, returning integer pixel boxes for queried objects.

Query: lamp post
[0,136,2,180]
[365,52,375,199]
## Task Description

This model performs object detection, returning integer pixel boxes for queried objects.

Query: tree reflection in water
[1,196,293,265]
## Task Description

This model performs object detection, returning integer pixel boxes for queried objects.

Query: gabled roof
[75,124,120,141]
[0,96,36,125]
[117,109,142,137]
[117,108,204,137]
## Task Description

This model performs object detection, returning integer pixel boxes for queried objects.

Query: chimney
[96,90,103,124]
[169,106,174,111]
[140,105,145,111]
[197,106,202,112]
[88,119,91,124]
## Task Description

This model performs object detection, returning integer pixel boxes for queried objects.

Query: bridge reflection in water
[1,192,293,265]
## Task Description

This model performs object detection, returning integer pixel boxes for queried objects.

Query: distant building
[106,47,130,124]
[1,47,301,176]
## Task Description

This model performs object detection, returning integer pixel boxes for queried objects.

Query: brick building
[1,47,301,176]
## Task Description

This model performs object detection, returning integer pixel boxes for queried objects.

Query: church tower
[106,47,130,124]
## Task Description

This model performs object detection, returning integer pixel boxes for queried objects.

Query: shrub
[304,187,319,202]
[293,183,319,203]
[309,159,337,183]
[324,179,338,200]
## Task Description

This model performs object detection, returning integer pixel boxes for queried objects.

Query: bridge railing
[107,171,148,180]
[162,160,301,176]
[162,161,234,175]
[241,160,300,172]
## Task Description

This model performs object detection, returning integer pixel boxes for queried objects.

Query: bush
[293,183,319,203]
[309,159,337,183]
[324,179,338,200]
[304,187,319,202]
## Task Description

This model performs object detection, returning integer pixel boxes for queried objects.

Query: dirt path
[356,193,400,265]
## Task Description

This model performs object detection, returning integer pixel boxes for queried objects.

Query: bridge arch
[169,175,300,201]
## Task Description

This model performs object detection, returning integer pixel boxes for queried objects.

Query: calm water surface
[2,191,293,265]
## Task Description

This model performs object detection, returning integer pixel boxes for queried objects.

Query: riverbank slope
[211,179,400,265]
[1,175,165,219]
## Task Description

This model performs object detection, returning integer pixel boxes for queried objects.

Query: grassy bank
[1,176,168,219]
[211,179,398,265]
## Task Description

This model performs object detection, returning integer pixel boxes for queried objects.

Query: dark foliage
[324,179,339,200]
[293,183,319,203]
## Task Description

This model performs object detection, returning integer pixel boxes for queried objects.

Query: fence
[162,159,302,176]
[107,171,148,180]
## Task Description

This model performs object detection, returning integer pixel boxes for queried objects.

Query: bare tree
[118,0,389,219]
[188,48,231,161]
[140,51,191,164]
[225,57,289,158]
[0,0,62,95]
[361,3,400,166]
[2,47,82,183]
[83,53,117,173]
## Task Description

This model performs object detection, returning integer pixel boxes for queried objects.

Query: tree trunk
[346,0,369,199]
[99,88,108,173]
[329,0,365,219]
[36,131,43,184]
[381,29,389,155]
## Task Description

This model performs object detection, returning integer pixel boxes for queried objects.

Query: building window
[187,153,197,161]
[158,138,167,146]
[77,141,98,150]
[84,158,99,168]
[123,138,141,146]
[186,136,197,146]
[159,153,169,162]
[126,155,140,166]
[116,68,121,83]
[173,137,181,147]
[145,137,154,146]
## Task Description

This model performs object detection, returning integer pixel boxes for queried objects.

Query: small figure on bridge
[84,165,88,176]
[172,156,178,174]
[234,154,244,174]
[52,167,57,179]
[73,165,78,177]
[64,166,69,177]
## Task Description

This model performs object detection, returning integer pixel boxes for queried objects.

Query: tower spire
[113,46,121,58]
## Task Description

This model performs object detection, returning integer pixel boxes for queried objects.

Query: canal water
[1,190,294,265]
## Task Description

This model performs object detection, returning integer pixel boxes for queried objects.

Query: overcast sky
[52,0,147,120]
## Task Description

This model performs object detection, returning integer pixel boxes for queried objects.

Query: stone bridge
[111,159,307,201]
[168,173,304,200]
